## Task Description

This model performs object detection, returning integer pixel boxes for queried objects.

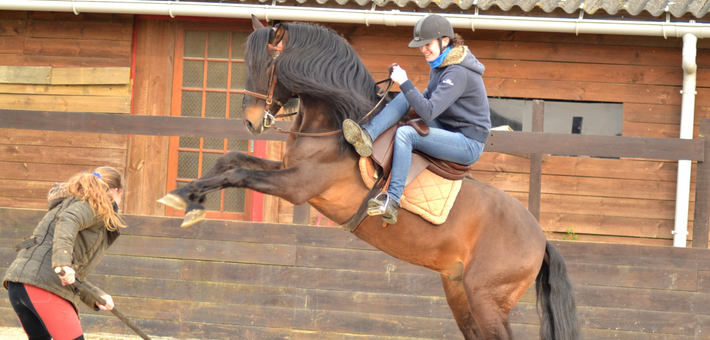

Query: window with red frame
[166,24,254,221]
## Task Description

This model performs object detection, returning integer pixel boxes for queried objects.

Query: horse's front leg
[190,165,326,205]
[203,150,283,178]
[158,151,283,217]
[173,161,344,228]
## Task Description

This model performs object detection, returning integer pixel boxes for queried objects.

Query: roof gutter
[1,0,708,38]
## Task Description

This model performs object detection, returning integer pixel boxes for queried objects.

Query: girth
[342,175,384,233]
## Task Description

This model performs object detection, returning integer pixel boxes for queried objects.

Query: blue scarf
[428,46,451,68]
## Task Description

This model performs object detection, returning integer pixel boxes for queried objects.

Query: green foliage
[562,226,578,241]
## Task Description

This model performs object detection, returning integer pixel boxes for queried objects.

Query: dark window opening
[488,98,623,158]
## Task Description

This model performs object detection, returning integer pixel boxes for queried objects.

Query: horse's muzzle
[244,118,264,135]
[244,111,275,135]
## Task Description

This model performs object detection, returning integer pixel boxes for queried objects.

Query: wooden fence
[2,108,710,338]
[1,108,708,246]
[2,208,710,339]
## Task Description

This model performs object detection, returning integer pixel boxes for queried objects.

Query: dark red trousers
[7,282,84,340]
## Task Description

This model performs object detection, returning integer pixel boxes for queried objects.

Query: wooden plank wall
[2,207,710,339]
[0,11,134,210]
[332,22,710,246]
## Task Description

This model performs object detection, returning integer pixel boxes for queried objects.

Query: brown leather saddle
[370,109,472,186]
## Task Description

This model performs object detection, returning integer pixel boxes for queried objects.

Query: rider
[343,14,491,224]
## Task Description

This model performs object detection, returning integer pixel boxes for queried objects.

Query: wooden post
[249,140,268,222]
[692,119,710,248]
[293,204,311,225]
[528,100,544,221]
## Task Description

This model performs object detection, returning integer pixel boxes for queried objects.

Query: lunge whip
[57,268,152,340]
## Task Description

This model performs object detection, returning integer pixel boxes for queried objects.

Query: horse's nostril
[245,120,253,131]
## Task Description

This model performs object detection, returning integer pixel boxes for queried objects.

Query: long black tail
[536,241,581,340]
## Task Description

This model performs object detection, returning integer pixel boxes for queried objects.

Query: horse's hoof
[157,193,187,210]
[181,209,206,228]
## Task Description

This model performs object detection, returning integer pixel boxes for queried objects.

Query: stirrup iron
[367,193,390,216]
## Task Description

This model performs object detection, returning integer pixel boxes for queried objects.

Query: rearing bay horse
[158,18,580,340]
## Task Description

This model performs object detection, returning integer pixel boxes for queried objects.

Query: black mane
[245,22,382,152]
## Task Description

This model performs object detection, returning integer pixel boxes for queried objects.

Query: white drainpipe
[673,33,698,247]
[0,0,704,244]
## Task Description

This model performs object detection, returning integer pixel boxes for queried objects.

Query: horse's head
[244,19,383,152]
[242,17,294,135]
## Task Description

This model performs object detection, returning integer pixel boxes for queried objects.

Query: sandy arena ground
[0,327,189,340]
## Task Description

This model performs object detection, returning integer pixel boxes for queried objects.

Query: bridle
[242,43,288,130]
[243,40,393,137]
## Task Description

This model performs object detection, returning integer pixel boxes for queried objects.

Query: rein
[265,78,392,137]
[243,40,394,137]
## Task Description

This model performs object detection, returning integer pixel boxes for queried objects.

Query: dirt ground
[0,327,188,340]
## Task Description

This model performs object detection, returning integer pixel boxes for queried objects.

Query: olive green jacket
[3,190,120,313]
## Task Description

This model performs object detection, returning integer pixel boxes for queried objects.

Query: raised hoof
[157,193,187,210]
[181,209,206,228]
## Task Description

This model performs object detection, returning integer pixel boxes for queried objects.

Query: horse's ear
[251,14,265,30]
[270,23,287,47]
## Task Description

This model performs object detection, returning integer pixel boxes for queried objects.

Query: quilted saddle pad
[359,157,462,225]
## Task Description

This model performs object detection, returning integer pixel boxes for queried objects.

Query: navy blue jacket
[399,46,491,143]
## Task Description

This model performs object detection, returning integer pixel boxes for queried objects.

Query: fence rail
[1,109,703,160]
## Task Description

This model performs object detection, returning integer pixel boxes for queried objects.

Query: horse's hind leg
[441,275,483,340]
[460,265,537,340]
[464,288,515,340]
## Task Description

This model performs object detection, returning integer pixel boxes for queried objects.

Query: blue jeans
[363,93,485,203]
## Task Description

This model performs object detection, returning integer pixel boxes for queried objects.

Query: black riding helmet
[408,14,454,50]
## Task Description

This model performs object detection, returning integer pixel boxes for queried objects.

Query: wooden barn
[2,0,710,338]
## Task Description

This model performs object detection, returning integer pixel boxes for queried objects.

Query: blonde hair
[66,166,126,231]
